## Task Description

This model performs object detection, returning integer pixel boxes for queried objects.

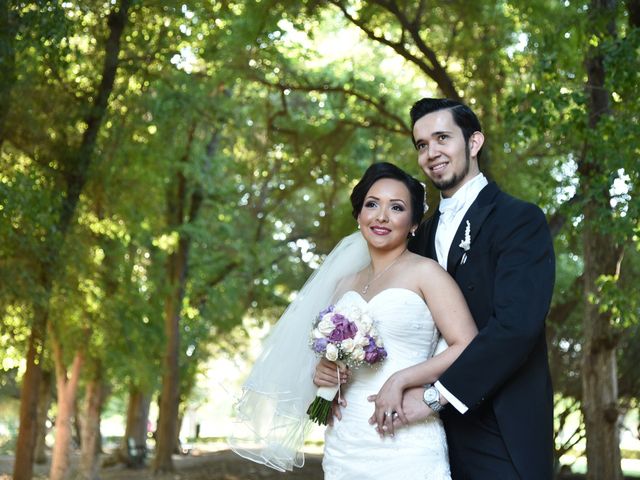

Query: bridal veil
[227,231,370,472]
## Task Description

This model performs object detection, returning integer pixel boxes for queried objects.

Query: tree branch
[332,0,460,99]
[248,73,410,134]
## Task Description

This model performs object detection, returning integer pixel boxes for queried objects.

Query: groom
[314,98,555,479]
[400,98,555,479]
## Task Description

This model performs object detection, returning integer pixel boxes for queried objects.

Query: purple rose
[312,337,328,353]
[318,305,335,317]
[364,336,387,364]
[328,313,358,342]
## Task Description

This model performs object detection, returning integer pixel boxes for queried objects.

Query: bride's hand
[366,373,406,436]
[313,357,350,387]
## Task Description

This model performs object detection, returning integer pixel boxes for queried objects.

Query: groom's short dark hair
[410,98,483,161]
[351,162,425,225]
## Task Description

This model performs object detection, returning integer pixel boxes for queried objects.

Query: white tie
[438,197,463,224]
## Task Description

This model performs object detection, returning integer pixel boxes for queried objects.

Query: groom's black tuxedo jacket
[409,182,555,480]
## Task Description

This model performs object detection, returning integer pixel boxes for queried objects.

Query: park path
[0,449,324,480]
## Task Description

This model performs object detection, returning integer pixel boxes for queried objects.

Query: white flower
[322,312,334,323]
[459,220,471,251]
[358,314,373,333]
[341,338,355,353]
[354,332,369,347]
[351,346,365,362]
[341,305,361,320]
[318,318,334,336]
[369,326,380,339]
[325,343,339,361]
[311,328,325,339]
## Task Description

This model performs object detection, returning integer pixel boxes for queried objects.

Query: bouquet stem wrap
[307,362,344,425]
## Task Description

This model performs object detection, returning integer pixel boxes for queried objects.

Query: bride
[229,162,477,479]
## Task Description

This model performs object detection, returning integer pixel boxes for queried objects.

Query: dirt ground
[2,450,635,479]
[0,449,324,480]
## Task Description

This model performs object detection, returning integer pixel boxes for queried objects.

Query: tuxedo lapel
[446,183,499,275]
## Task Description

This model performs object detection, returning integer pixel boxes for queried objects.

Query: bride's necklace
[361,249,407,295]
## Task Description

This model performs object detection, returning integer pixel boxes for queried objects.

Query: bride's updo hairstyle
[350,162,425,226]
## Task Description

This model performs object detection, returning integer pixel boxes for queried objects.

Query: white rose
[318,318,334,336]
[341,338,355,353]
[322,312,334,323]
[338,305,355,319]
[354,333,369,347]
[312,328,324,339]
[325,343,339,361]
[359,314,373,332]
[351,347,365,362]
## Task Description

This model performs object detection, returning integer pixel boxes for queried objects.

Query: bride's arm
[369,260,477,433]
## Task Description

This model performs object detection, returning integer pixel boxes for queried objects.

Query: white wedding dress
[322,288,451,480]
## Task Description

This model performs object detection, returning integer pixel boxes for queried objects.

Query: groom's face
[413,109,480,198]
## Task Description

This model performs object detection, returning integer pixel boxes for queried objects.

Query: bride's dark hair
[350,162,425,225]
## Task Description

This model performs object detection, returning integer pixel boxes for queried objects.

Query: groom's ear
[469,131,484,158]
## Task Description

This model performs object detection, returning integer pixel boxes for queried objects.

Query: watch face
[425,387,438,403]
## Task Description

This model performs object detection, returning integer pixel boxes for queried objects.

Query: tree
[501,0,639,473]
[579,0,640,476]
[6,1,131,478]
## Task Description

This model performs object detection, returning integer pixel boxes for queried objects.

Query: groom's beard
[431,145,471,192]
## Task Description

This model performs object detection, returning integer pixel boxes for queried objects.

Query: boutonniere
[459,220,471,264]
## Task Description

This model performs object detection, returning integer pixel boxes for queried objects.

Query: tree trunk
[628,0,640,27]
[0,0,16,147]
[34,370,53,464]
[174,413,184,455]
[581,226,623,480]
[49,347,84,480]
[13,305,48,480]
[121,386,150,466]
[78,376,105,480]
[153,123,202,473]
[73,396,82,450]
[580,1,623,479]
[153,284,182,473]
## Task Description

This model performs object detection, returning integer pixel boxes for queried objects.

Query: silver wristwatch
[423,384,445,413]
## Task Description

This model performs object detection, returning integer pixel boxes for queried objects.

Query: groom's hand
[396,387,433,424]
[313,357,350,387]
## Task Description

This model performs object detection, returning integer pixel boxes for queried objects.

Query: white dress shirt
[434,173,488,414]
[434,173,488,269]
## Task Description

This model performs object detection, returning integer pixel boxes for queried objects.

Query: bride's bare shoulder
[406,252,443,272]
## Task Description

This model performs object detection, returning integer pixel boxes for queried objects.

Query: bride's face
[357,178,415,251]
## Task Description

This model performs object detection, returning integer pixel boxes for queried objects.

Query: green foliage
[0,1,638,462]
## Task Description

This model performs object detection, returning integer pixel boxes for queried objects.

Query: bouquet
[307,303,387,425]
